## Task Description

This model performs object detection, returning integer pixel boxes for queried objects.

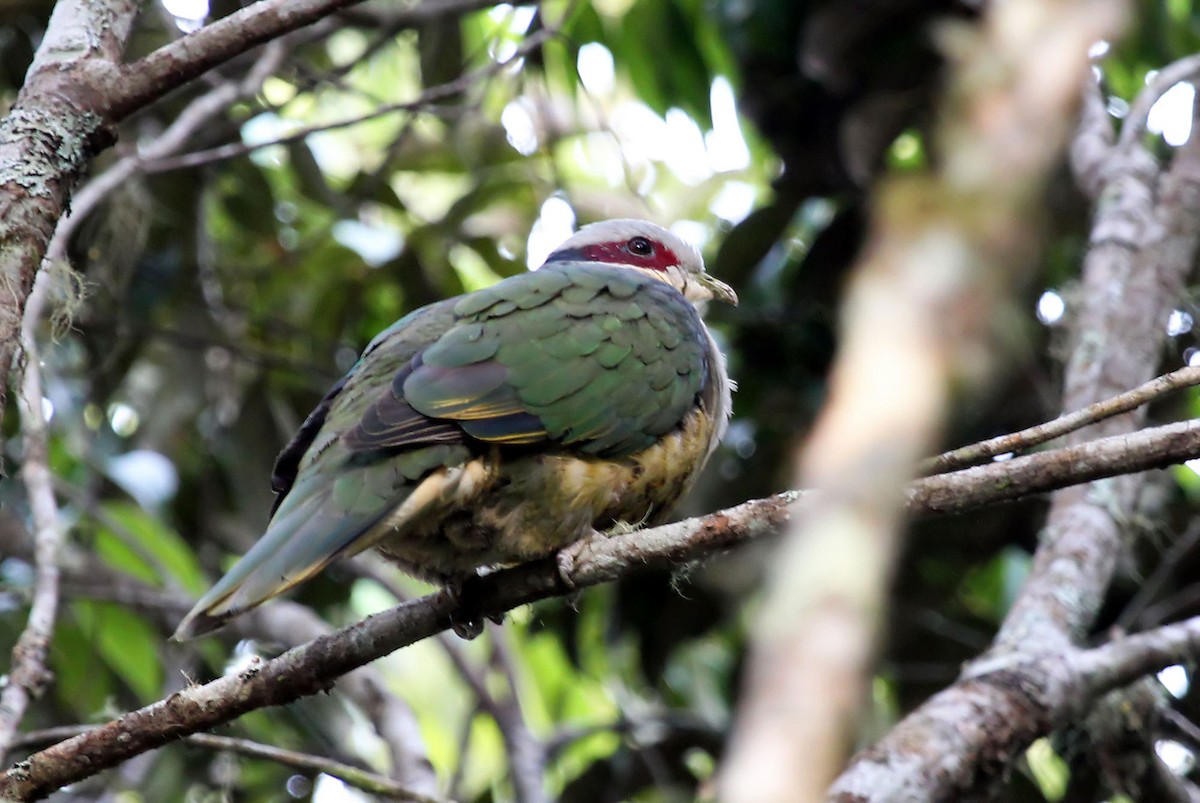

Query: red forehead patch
[577,239,679,272]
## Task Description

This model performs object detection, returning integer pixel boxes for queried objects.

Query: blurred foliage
[4,0,1200,801]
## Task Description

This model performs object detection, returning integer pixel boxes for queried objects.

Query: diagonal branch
[4,413,1200,798]
[140,25,556,174]
[833,46,1200,802]
[921,364,1200,475]
[827,614,1200,803]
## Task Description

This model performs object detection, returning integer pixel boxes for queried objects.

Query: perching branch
[4,411,1200,799]
[0,517,440,797]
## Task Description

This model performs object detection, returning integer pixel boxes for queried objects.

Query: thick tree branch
[997,49,1200,654]
[3,412,1200,799]
[828,615,1200,802]
[833,47,1200,801]
[721,2,1128,799]
[0,0,138,427]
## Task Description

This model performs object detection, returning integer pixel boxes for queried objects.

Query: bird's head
[544,219,737,305]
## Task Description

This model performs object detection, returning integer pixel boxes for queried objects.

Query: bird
[173,219,736,640]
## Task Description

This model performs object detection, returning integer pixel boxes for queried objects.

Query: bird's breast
[379,403,721,580]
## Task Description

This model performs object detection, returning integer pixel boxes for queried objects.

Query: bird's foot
[450,616,485,640]
[440,581,484,640]
[442,576,503,639]
[555,536,595,591]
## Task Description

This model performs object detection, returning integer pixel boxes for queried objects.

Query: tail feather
[172,491,384,640]
[173,447,476,640]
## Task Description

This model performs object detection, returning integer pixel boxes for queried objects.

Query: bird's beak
[693,273,738,305]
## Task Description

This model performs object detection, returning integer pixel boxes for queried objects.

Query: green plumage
[174,222,733,640]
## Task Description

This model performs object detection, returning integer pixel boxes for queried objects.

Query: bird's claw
[556,537,593,590]
[442,577,502,638]
[450,616,485,640]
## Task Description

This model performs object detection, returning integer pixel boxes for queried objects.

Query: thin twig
[445,703,478,802]
[487,624,548,803]
[351,561,548,801]
[107,0,505,120]
[1135,582,1200,630]
[1118,53,1200,150]
[1117,519,1200,630]
[142,28,556,174]
[0,274,65,760]
[434,630,547,803]
[46,38,294,264]
[6,726,447,803]
[1162,708,1200,748]
[922,365,1200,475]
[186,733,446,802]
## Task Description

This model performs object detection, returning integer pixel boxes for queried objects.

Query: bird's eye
[627,237,654,256]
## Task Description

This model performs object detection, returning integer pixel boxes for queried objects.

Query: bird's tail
[172,486,384,640]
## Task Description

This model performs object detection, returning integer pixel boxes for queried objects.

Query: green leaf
[50,616,114,717]
[73,600,162,703]
[94,500,207,594]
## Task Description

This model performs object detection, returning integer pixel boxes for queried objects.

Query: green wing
[353,262,712,459]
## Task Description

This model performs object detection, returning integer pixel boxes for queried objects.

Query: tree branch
[828,614,1200,802]
[921,364,1200,475]
[0,274,63,760]
[8,726,444,803]
[45,37,294,264]
[108,0,504,120]
[140,24,555,174]
[833,44,1200,801]
[0,0,139,429]
[0,0,502,438]
[720,2,1128,799]
[5,410,1200,798]
[997,46,1200,655]
[0,519,440,796]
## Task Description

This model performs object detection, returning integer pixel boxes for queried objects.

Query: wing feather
[343,263,710,460]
